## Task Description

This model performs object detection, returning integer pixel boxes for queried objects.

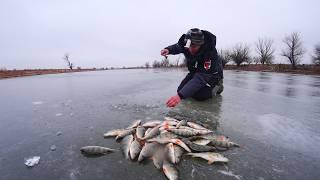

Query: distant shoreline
[224,64,320,76]
[1,64,319,79]
[0,69,98,79]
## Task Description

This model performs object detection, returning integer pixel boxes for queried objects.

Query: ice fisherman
[160,28,224,107]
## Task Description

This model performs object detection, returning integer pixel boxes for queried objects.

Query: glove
[160,49,169,56]
[166,94,181,107]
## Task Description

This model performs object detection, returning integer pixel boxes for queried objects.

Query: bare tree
[63,53,73,70]
[218,49,231,67]
[152,60,161,68]
[252,57,260,64]
[281,32,305,69]
[145,62,150,68]
[312,44,320,65]
[255,38,275,64]
[161,57,170,67]
[229,44,251,67]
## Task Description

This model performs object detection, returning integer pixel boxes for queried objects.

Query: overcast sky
[0,0,319,69]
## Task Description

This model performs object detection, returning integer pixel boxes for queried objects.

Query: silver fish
[157,132,178,139]
[141,125,160,140]
[148,138,191,152]
[162,120,178,126]
[136,126,145,139]
[80,146,116,155]
[144,128,152,136]
[201,135,239,148]
[152,147,165,169]
[181,138,216,152]
[165,143,175,164]
[142,120,162,128]
[192,139,211,146]
[121,134,134,159]
[166,143,184,164]
[176,120,187,128]
[103,129,126,138]
[129,138,142,160]
[167,128,199,137]
[209,139,240,148]
[115,129,135,140]
[173,144,184,164]
[137,142,159,162]
[162,160,178,180]
[167,127,212,137]
[187,122,208,130]
[179,126,213,134]
[169,139,191,153]
[164,117,179,122]
[127,120,142,129]
[186,152,229,164]
[159,125,176,131]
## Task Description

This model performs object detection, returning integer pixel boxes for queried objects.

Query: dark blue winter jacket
[165,30,223,99]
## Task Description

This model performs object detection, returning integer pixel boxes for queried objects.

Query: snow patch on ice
[32,101,43,105]
[55,113,63,116]
[24,156,40,167]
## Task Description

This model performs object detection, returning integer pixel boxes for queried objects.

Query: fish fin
[207,159,214,164]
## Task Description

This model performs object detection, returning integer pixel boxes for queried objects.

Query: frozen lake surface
[0,69,319,180]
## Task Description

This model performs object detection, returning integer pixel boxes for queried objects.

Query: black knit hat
[186,28,204,45]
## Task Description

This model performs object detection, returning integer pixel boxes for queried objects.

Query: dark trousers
[177,73,214,101]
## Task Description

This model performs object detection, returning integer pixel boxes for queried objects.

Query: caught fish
[141,125,160,140]
[180,126,213,134]
[164,117,179,122]
[166,128,198,137]
[142,120,162,128]
[169,139,192,153]
[80,146,116,155]
[209,139,240,148]
[115,129,135,140]
[166,128,211,137]
[121,134,134,159]
[187,122,208,130]
[192,139,211,146]
[158,132,178,139]
[201,135,239,148]
[162,120,178,126]
[152,147,165,169]
[136,126,145,139]
[186,152,228,164]
[103,129,126,138]
[129,138,142,160]
[201,134,229,141]
[148,137,191,153]
[144,128,152,136]
[160,129,169,134]
[166,143,184,164]
[173,144,184,164]
[176,120,187,128]
[162,160,178,180]
[127,120,142,129]
[181,138,216,152]
[165,143,175,164]
[159,125,176,131]
[147,137,171,144]
[138,142,159,162]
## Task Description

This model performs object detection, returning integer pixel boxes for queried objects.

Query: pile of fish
[80,117,239,180]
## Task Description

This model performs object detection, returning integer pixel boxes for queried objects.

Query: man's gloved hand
[166,94,181,107]
[160,49,169,56]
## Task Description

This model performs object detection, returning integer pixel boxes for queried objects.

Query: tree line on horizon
[148,32,320,69]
